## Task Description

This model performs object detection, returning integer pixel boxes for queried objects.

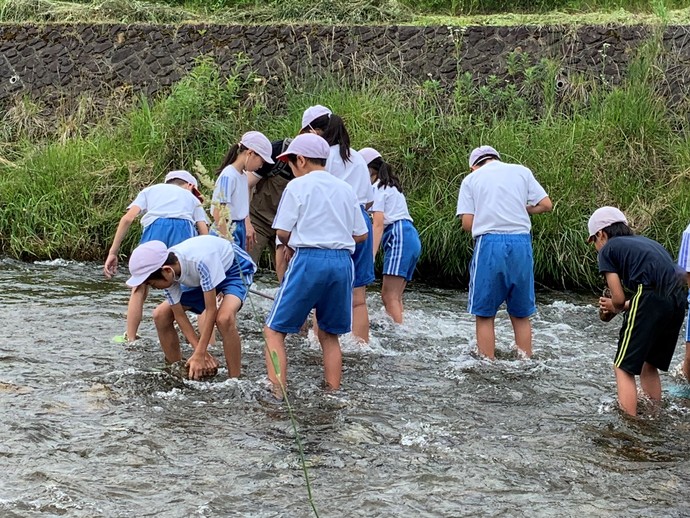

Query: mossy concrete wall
[1,23,689,101]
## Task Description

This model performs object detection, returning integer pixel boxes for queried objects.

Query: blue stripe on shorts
[232,219,246,250]
[467,233,535,318]
[382,219,421,281]
[266,248,354,335]
[352,205,375,287]
[141,218,196,247]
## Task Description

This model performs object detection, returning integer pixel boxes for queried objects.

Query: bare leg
[475,316,496,359]
[352,286,369,343]
[317,328,342,390]
[509,315,533,358]
[381,275,407,324]
[126,284,148,340]
[683,342,690,382]
[216,295,243,378]
[264,326,288,397]
[639,362,662,402]
[614,366,638,416]
[152,302,182,363]
[276,244,288,283]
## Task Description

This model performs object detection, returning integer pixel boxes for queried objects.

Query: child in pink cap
[588,206,686,416]
[212,131,274,251]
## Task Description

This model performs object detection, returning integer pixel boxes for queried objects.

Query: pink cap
[587,206,628,242]
[276,133,331,162]
[126,240,169,287]
[469,145,500,168]
[358,147,382,165]
[240,131,274,164]
[301,105,332,130]
[165,170,203,202]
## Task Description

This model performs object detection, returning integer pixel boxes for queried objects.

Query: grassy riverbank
[1,33,689,289]
[0,0,688,24]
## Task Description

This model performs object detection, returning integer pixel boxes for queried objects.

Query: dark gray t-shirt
[598,235,685,301]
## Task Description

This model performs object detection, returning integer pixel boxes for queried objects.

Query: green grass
[1,32,689,289]
[1,0,689,24]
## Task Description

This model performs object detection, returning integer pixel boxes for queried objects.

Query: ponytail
[369,157,403,193]
[216,143,247,175]
[321,114,351,162]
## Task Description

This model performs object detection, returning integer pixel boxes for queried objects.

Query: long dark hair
[301,113,351,162]
[216,143,248,175]
[369,157,403,193]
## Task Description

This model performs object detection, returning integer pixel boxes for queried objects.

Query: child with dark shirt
[588,206,686,416]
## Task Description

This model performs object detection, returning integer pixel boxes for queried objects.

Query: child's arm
[460,214,474,233]
[186,289,218,380]
[601,272,627,313]
[526,196,553,215]
[170,302,199,347]
[245,215,256,251]
[104,206,141,278]
[371,211,384,259]
[195,221,209,235]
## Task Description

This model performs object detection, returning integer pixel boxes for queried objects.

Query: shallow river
[1,258,689,517]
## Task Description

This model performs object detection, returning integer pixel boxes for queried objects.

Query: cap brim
[259,153,275,165]
[276,151,290,162]
[192,187,204,202]
[126,274,149,288]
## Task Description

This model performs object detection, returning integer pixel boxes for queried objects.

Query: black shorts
[615,286,686,374]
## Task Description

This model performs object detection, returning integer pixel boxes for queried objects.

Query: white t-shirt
[273,170,368,253]
[370,182,413,227]
[456,160,548,238]
[326,146,374,206]
[164,235,236,305]
[129,183,208,228]
[212,165,250,221]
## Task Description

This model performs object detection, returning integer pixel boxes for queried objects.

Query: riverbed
[1,258,688,517]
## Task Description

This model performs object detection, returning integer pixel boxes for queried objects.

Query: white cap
[358,147,382,165]
[276,134,330,162]
[164,170,203,202]
[469,145,501,168]
[301,105,332,130]
[126,240,169,287]
[587,206,628,242]
[240,131,274,164]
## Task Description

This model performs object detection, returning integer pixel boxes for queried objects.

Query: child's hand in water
[598,297,616,322]
[104,253,118,278]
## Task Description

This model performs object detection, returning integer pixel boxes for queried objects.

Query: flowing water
[1,258,689,517]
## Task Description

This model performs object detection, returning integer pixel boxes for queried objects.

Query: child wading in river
[589,206,686,416]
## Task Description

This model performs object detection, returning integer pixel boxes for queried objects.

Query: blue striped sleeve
[679,230,690,272]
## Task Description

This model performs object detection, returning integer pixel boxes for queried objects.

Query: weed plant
[1,34,688,290]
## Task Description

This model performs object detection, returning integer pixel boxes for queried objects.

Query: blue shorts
[141,218,196,247]
[179,258,254,314]
[382,219,421,281]
[467,233,536,318]
[266,248,354,335]
[352,205,375,287]
[232,219,246,250]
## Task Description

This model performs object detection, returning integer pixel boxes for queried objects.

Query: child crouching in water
[588,206,686,416]
[263,134,369,398]
[126,235,256,379]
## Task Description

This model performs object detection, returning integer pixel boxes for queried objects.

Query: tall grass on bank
[1,0,689,24]
[1,35,689,289]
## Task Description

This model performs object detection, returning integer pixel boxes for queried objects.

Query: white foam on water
[153,387,187,400]
[33,258,83,266]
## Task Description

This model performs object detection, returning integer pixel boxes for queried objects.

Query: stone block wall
[0,23,689,102]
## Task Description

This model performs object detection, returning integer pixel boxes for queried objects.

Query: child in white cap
[360,147,421,324]
[301,105,375,343]
[212,130,274,251]
[678,221,690,381]
[457,146,552,360]
[126,235,257,379]
[263,133,369,397]
[588,206,686,416]
[104,170,209,342]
